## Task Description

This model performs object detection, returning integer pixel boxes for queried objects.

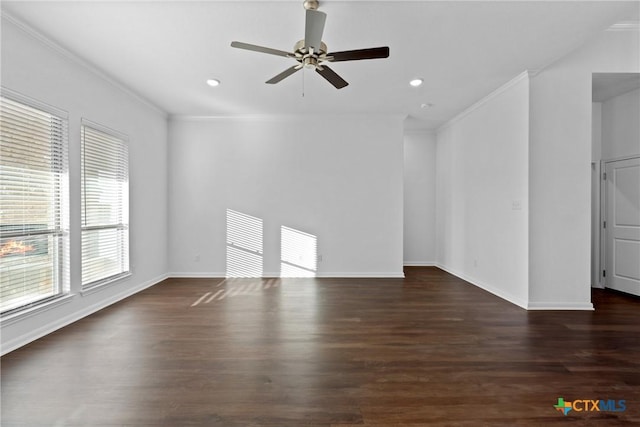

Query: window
[81,121,129,288]
[0,91,69,315]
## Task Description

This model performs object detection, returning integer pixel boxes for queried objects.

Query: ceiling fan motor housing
[293,39,329,69]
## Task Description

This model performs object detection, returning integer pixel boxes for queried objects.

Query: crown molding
[169,113,407,122]
[436,70,531,134]
[1,11,168,118]
[607,21,640,31]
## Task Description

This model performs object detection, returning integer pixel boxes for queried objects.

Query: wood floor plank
[2,267,639,426]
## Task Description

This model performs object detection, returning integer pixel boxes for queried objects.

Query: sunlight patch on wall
[226,209,263,277]
[280,226,317,277]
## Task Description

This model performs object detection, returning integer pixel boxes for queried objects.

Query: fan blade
[316,65,348,89]
[266,66,301,84]
[304,10,327,51]
[328,46,390,62]
[231,41,292,58]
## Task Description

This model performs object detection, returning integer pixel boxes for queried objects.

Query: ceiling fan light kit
[230,1,389,89]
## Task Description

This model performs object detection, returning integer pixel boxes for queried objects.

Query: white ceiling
[2,1,639,129]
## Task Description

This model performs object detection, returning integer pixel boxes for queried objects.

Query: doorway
[592,73,640,296]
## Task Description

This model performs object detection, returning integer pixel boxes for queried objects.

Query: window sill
[81,272,132,297]
[0,294,75,327]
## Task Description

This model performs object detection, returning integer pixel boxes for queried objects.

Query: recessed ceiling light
[421,103,434,109]
[409,78,423,87]
[206,79,220,87]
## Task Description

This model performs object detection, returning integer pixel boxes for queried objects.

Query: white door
[603,157,640,296]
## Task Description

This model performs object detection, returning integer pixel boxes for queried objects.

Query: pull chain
[302,68,305,97]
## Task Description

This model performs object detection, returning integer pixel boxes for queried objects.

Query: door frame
[599,155,640,289]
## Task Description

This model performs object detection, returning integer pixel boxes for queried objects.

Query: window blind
[81,122,129,288]
[0,93,69,314]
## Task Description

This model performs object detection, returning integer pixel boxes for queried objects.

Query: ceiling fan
[230,0,389,89]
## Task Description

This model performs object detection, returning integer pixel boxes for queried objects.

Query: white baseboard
[436,263,594,311]
[168,272,226,278]
[169,272,406,279]
[403,262,437,267]
[315,272,405,278]
[1,273,169,356]
[436,263,529,309]
[526,302,594,310]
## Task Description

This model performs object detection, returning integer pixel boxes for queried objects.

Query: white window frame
[80,119,130,290]
[0,88,70,317]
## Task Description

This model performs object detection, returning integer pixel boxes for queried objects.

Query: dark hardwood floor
[1,267,639,426]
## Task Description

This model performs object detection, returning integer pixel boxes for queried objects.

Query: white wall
[1,17,169,354]
[403,131,437,266]
[602,88,640,160]
[436,73,530,308]
[529,29,639,309]
[168,115,404,278]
